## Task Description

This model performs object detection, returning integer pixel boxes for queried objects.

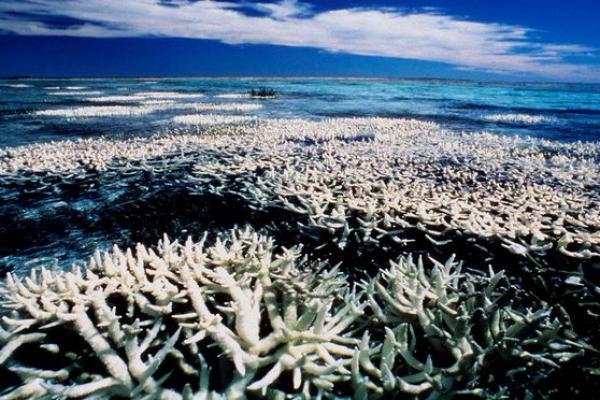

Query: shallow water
[0,84,599,397]
[1,78,600,147]
[1,78,599,273]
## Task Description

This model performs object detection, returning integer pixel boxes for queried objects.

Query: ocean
[1,78,599,398]
[2,77,600,271]
[1,77,600,272]
[1,78,600,148]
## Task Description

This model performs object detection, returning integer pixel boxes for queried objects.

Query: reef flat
[0,118,599,398]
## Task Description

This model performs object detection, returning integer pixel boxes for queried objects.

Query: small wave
[215,93,249,99]
[455,101,600,116]
[2,83,32,88]
[50,91,104,96]
[44,86,60,90]
[482,113,554,125]
[172,114,256,125]
[34,105,160,118]
[88,95,150,102]
[64,86,87,90]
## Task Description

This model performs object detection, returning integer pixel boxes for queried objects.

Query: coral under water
[0,228,591,399]
[0,117,599,398]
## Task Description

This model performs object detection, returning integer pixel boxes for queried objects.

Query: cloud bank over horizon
[0,0,598,80]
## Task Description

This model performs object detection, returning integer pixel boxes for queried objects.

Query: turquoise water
[1,78,600,147]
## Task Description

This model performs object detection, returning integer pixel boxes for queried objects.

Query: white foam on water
[44,86,61,90]
[34,105,160,117]
[88,95,149,102]
[89,92,205,102]
[172,114,256,125]
[215,93,249,99]
[64,86,87,90]
[483,113,554,125]
[136,91,205,99]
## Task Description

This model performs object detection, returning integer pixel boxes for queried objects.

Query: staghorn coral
[355,255,591,398]
[187,120,600,261]
[0,117,598,397]
[0,228,364,399]
[0,228,590,399]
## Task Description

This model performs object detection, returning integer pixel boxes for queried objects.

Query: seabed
[0,117,599,399]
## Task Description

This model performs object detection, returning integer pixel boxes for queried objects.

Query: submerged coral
[0,229,360,398]
[0,228,588,399]
[186,119,600,261]
[0,117,598,398]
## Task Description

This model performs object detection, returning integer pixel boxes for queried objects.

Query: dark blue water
[1,78,600,147]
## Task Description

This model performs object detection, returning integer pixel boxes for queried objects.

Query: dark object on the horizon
[249,87,276,98]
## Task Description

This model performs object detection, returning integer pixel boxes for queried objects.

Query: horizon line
[2,75,599,85]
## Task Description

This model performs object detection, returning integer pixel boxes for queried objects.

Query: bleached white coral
[172,114,257,125]
[0,230,588,399]
[0,117,596,399]
[483,113,553,125]
[354,254,588,398]
[0,228,364,398]
[1,117,598,262]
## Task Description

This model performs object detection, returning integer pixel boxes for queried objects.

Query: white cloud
[0,0,598,80]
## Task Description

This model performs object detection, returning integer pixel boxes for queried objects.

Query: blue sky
[0,0,599,81]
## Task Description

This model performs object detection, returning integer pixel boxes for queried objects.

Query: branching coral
[0,228,364,399]
[355,255,590,398]
[0,117,598,398]
[0,229,590,399]
[187,125,600,262]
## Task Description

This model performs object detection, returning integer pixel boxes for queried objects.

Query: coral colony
[0,117,599,398]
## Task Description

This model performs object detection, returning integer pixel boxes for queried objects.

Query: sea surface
[1,78,600,147]
[1,77,600,274]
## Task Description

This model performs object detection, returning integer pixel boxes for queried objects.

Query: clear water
[1,78,600,148]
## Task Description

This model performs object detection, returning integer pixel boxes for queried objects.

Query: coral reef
[187,119,600,261]
[0,229,589,398]
[0,117,598,398]
[0,229,358,398]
